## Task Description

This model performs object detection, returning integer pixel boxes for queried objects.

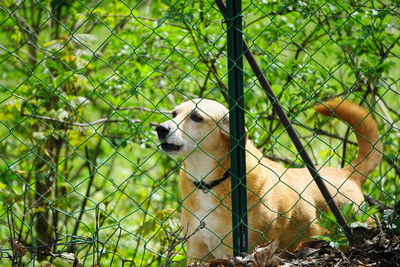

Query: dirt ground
[193,227,400,267]
[277,228,400,267]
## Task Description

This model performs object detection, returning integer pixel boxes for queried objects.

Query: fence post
[226,0,248,256]
[215,0,353,245]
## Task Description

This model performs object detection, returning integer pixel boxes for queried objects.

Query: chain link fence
[0,0,399,265]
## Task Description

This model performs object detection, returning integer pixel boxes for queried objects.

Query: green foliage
[315,203,380,248]
[0,0,398,265]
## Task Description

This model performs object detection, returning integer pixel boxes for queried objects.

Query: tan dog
[156,98,382,262]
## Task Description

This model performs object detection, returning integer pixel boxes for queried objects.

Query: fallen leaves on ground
[190,228,400,266]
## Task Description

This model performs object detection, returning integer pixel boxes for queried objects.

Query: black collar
[193,169,230,193]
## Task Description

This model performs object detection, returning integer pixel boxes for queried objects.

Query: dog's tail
[315,99,382,185]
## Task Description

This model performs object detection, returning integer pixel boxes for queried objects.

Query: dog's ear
[219,114,230,138]
[219,115,248,142]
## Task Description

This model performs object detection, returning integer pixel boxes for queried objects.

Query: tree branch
[21,113,159,127]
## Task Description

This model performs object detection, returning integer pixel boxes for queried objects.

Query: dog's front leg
[186,235,215,264]
[182,214,215,264]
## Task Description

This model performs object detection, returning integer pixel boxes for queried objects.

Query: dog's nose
[156,124,170,140]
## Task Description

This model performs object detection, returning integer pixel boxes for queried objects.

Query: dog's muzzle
[156,124,182,152]
[156,124,170,140]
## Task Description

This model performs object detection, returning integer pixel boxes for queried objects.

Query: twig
[364,194,394,210]
[21,113,159,127]
[116,106,171,114]
[182,20,229,96]
[265,155,303,168]
[262,116,358,145]
[375,95,400,137]
[96,15,187,29]
[383,154,400,179]
[244,8,300,29]
[69,142,103,254]
[162,222,206,267]
[136,16,187,29]
[158,45,193,53]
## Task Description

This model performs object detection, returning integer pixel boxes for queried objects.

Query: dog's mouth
[160,142,183,153]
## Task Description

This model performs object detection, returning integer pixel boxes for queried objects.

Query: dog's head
[156,99,230,157]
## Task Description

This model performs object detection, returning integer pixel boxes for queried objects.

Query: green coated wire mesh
[0,0,399,265]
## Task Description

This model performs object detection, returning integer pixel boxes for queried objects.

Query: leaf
[136,220,157,236]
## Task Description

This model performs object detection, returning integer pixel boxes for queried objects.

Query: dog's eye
[190,113,203,123]
[172,111,177,118]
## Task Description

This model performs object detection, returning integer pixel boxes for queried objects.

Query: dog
[156,98,382,262]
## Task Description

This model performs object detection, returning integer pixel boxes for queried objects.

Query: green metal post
[226,0,248,256]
